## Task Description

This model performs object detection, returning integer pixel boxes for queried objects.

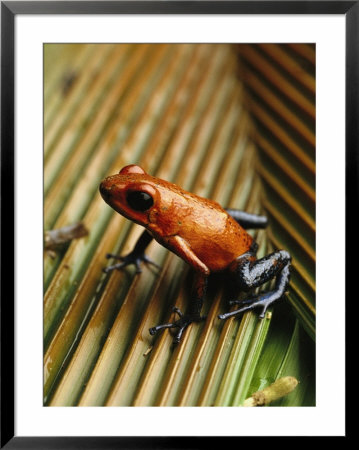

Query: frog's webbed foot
[149,307,206,345]
[103,251,160,274]
[103,229,158,274]
[219,290,281,320]
[219,251,291,321]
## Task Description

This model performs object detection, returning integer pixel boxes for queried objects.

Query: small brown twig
[243,376,299,406]
[44,222,89,251]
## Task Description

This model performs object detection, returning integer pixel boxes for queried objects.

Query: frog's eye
[126,191,154,211]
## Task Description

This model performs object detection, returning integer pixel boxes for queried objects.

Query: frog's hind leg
[226,209,268,229]
[219,250,291,320]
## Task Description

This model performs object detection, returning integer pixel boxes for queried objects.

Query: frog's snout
[99,176,126,205]
[99,180,111,201]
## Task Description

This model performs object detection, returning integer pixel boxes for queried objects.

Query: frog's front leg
[149,235,209,345]
[219,250,291,320]
[104,229,159,274]
[149,273,207,344]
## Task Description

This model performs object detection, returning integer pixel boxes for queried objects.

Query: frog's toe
[103,262,126,273]
[170,319,193,346]
[172,306,184,318]
[228,297,256,307]
[218,303,257,320]
[141,255,161,270]
[172,326,186,345]
[105,252,122,260]
[149,324,170,336]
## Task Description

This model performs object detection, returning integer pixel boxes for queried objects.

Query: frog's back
[149,184,253,272]
[179,202,253,272]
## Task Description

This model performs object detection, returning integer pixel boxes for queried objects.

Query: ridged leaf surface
[44,44,315,407]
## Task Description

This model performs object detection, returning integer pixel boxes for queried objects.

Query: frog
[99,165,291,344]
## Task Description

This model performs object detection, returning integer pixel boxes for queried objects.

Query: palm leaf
[44,44,315,407]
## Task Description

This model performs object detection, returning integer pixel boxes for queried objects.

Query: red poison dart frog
[99,165,291,344]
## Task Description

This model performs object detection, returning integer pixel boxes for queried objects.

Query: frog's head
[99,165,159,226]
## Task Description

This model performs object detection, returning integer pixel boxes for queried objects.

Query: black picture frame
[1,1,354,447]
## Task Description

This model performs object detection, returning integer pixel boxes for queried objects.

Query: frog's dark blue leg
[219,250,291,320]
[226,209,268,229]
[103,229,159,273]
[149,274,207,345]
